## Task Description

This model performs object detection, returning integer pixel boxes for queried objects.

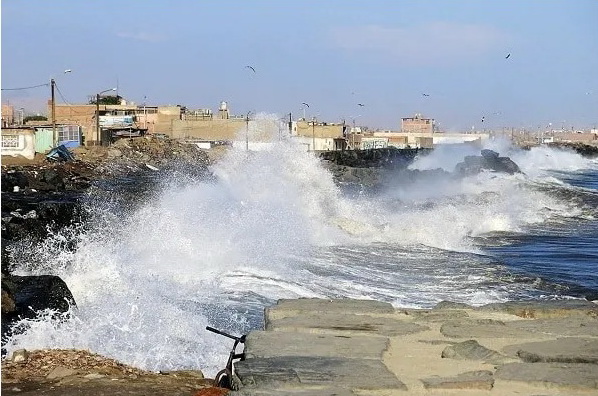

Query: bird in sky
[301,102,310,108]
[481,116,485,122]
[422,93,430,97]
[357,103,365,107]
[245,65,256,73]
[505,53,511,59]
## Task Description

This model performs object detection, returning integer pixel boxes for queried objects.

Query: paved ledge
[233,298,598,395]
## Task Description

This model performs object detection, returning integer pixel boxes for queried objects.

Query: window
[59,125,80,142]
[1,134,20,148]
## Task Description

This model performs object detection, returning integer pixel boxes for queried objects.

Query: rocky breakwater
[233,298,598,395]
[1,137,212,355]
[321,147,522,189]
[319,147,432,187]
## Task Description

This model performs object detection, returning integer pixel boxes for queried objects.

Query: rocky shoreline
[2,298,597,395]
[2,140,598,395]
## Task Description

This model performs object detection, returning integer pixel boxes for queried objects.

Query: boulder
[454,150,522,175]
[1,274,76,350]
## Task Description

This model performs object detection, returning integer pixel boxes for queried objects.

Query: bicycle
[206,326,247,390]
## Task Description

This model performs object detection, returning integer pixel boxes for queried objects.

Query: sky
[1,0,597,131]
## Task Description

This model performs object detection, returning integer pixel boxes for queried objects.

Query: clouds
[328,22,507,66]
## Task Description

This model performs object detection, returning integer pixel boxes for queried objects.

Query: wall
[293,136,338,151]
[557,132,597,143]
[373,132,489,146]
[295,121,344,139]
[401,117,434,133]
[1,128,36,159]
[171,119,246,140]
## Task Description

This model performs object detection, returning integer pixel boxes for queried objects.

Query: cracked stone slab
[267,312,429,337]
[244,331,389,360]
[421,370,494,390]
[495,362,598,390]
[440,319,537,339]
[503,337,598,364]
[509,316,598,337]
[441,340,513,364]
[235,356,407,391]
[401,309,470,323]
[477,300,598,318]
[233,385,356,396]
[266,298,395,322]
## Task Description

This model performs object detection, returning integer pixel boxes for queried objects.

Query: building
[2,104,15,127]
[51,101,180,145]
[1,127,36,159]
[401,113,434,134]
[293,120,346,151]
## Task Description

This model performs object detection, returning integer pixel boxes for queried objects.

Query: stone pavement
[232,298,598,395]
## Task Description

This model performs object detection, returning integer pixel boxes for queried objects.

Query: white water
[5,116,597,375]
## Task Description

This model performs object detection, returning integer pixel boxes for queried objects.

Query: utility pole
[51,79,56,146]
[96,93,100,145]
[311,116,316,151]
[245,112,250,151]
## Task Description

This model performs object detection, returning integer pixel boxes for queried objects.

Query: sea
[3,115,597,376]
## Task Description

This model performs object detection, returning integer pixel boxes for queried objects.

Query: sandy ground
[380,309,595,396]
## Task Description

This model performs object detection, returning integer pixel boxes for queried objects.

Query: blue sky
[2,0,597,131]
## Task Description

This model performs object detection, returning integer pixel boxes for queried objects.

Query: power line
[54,82,72,105]
[1,82,50,91]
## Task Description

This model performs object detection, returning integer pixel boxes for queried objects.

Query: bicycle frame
[206,326,246,389]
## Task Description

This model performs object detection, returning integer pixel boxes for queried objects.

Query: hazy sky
[2,0,597,131]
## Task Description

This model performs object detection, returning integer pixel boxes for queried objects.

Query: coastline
[2,298,598,395]
[2,140,598,395]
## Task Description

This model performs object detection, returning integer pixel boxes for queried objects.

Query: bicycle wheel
[215,368,232,389]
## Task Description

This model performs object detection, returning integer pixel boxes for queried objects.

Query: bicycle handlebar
[206,326,246,343]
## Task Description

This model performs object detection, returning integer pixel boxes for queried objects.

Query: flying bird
[357,103,365,107]
[245,65,256,73]
[301,102,310,108]
[505,53,511,59]
[481,116,485,123]
[422,93,430,97]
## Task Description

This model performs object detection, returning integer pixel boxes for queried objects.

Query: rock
[2,275,76,346]
[1,171,29,192]
[477,300,598,318]
[480,149,500,160]
[421,370,494,390]
[440,319,536,339]
[83,373,106,379]
[441,340,511,364]
[322,147,430,168]
[267,312,428,337]
[235,356,407,391]
[265,298,395,321]
[244,331,389,360]
[503,337,598,364]
[46,366,77,379]
[434,301,473,310]
[404,308,469,322]
[1,289,16,314]
[495,362,598,390]
[11,349,29,364]
[548,142,598,158]
[509,316,598,337]
[454,150,522,175]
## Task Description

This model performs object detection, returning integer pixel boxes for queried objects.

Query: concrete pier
[233,298,598,395]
